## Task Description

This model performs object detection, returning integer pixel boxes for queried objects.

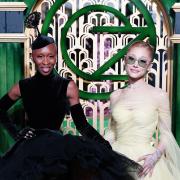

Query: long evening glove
[70,103,112,149]
[0,93,19,139]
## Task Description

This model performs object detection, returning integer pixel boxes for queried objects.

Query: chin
[129,75,144,81]
[42,72,51,76]
[37,68,53,76]
[128,71,146,79]
[128,74,140,79]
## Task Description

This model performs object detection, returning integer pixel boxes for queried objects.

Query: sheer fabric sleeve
[158,91,180,176]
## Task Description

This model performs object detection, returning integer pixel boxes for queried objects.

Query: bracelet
[155,148,162,160]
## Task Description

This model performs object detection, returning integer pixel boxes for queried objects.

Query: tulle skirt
[0,129,141,180]
[112,142,180,180]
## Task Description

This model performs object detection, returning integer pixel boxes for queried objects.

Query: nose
[133,60,138,67]
[42,57,49,65]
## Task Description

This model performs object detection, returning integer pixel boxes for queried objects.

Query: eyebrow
[127,54,149,60]
[139,56,148,60]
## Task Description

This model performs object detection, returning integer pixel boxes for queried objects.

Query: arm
[138,91,172,177]
[0,83,20,110]
[0,83,21,112]
[154,91,170,154]
[67,80,111,149]
[0,83,21,138]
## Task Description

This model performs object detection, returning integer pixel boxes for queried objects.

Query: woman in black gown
[0,12,142,180]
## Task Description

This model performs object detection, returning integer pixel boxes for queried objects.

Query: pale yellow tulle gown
[105,87,180,180]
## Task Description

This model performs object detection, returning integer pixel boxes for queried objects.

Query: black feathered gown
[0,71,141,180]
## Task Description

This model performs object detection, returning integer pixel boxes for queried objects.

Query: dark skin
[7,43,79,138]
[6,42,111,150]
[8,43,79,106]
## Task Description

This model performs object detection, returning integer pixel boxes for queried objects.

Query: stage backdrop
[25,0,173,135]
[0,0,180,153]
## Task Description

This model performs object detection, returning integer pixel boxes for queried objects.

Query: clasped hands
[138,148,162,178]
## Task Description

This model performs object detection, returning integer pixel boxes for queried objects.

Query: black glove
[0,109,19,139]
[70,103,112,150]
[16,127,36,140]
[81,125,112,149]
[0,94,19,139]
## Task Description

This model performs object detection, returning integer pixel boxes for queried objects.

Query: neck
[35,69,55,80]
[128,78,146,89]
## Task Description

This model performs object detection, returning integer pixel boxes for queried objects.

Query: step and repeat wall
[24,0,172,136]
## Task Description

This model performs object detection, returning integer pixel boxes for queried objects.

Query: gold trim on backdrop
[0,34,27,42]
[170,35,180,44]
[0,2,28,78]
[0,2,26,11]
[152,0,173,105]
[25,0,174,134]
[153,0,173,35]
[0,33,29,79]
[171,3,180,44]
[172,3,180,12]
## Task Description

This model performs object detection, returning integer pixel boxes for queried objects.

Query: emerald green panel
[6,43,14,90]
[0,43,23,95]
[0,0,179,144]
[0,124,15,156]
[161,0,176,13]
[172,44,180,145]
[0,43,24,154]
[0,44,7,95]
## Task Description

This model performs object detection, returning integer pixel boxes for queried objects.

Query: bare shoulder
[8,83,21,100]
[67,80,78,90]
[66,80,79,105]
[67,80,79,95]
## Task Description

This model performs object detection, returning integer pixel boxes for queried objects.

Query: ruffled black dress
[0,129,141,180]
[0,71,142,179]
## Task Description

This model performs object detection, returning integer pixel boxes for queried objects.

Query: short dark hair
[32,35,55,50]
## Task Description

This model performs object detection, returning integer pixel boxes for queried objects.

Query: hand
[16,127,36,140]
[138,149,162,177]
[138,154,155,177]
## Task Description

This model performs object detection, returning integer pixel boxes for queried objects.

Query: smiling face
[32,43,57,76]
[125,43,153,81]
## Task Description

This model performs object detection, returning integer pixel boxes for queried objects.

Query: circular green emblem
[42,0,156,99]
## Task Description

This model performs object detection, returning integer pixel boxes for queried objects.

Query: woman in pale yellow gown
[105,41,180,179]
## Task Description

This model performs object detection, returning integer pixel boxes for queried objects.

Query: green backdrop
[0,0,180,155]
